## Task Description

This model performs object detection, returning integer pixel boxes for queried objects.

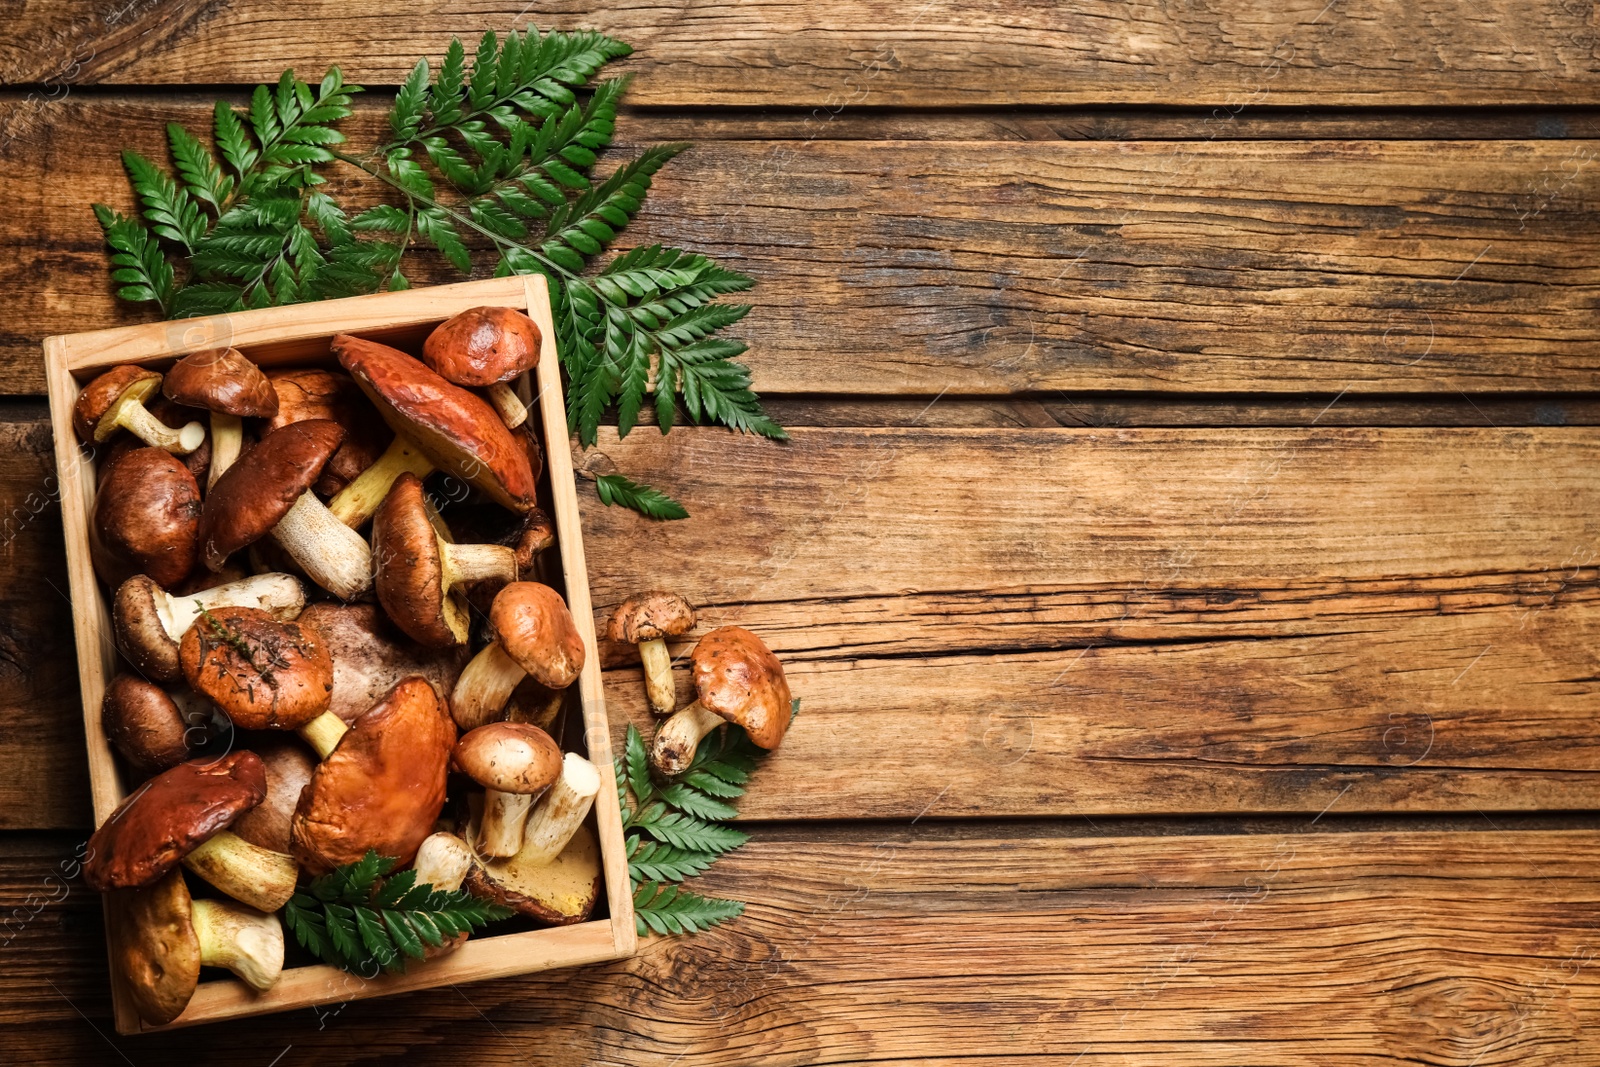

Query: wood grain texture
[4,1,1600,107]
[2,100,1598,395]
[5,826,1600,1063]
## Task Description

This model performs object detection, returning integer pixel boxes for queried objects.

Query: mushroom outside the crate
[453,722,562,858]
[74,365,205,455]
[162,348,280,488]
[91,447,202,589]
[422,306,542,429]
[450,582,586,731]
[113,571,305,683]
[651,625,794,777]
[608,591,696,716]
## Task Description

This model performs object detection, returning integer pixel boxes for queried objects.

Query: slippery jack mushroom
[91,447,202,589]
[373,472,517,647]
[113,571,305,683]
[163,348,280,488]
[608,591,696,716]
[450,582,586,731]
[651,626,794,777]
[519,752,601,865]
[453,722,562,858]
[83,751,299,914]
[110,868,284,1026]
[73,365,204,455]
[198,419,373,600]
[421,306,542,429]
[101,674,210,773]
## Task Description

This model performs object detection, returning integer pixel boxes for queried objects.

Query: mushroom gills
[328,436,435,528]
[190,898,285,992]
[271,491,373,600]
[180,831,299,913]
[650,701,726,777]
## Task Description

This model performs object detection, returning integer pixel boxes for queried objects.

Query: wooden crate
[42,275,637,1033]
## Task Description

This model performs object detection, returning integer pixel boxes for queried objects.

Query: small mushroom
[113,571,305,683]
[373,472,517,648]
[453,723,562,858]
[450,582,586,731]
[198,419,373,599]
[108,868,285,1026]
[289,677,456,874]
[265,368,391,497]
[163,348,279,488]
[334,333,537,513]
[519,752,601,865]
[608,591,697,716]
[650,626,793,777]
[421,306,542,428]
[73,365,204,454]
[230,739,317,854]
[178,605,346,758]
[462,802,602,926]
[101,674,207,773]
[83,751,299,913]
[91,447,202,589]
[412,831,473,893]
[297,602,469,722]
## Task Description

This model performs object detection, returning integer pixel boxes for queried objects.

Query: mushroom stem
[650,701,726,776]
[520,753,600,864]
[638,638,676,716]
[450,642,527,730]
[412,832,473,892]
[440,541,518,590]
[487,382,529,429]
[159,572,305,640]
[180,830,299,913]
[207,411,244,488]
[271,491,373,600]
[328,436,435,528]
[116,395,206,454]
[477,789,538,859]
[298,710,350,760]
[190,898,285,992]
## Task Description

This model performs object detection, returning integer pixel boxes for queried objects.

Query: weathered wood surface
[4,101,1599,396]
[6,826,1600,1063]
[4,1,1600,108]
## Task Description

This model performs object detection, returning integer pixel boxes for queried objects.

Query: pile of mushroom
[76,308,614,1026]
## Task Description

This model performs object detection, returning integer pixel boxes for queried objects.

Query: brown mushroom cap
[333,334,537,512]
[198,419,344,569]
[231,739,317,853]
[421,306,542,388]
[289,677,456,874]
[691,626,793,750]
[83,751,267,891]
[453,722,562,794]
[608,591,696,644]
[372,472,462,648]
[91,447,201,589]
[462,814,601,926]
[163,348,279,418]
[107,868,201,1026]
[102,674,196,774]
[73,365,162,442]
[296,603,469,723]
[178,607,333,731]
[490,582,586,689]
[265,369,391,496]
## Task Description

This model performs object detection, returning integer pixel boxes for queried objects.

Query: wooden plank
[5,826,1600,1062]
[3,105,1598,395]
[5,2,1600,107]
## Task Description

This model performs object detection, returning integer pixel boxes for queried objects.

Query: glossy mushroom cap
[297,603,468,723]
[230,739,317,854]
[83,751,267,891]
[163,348,279,418]
[608,591,696,644]
[265,369,391,496]
[492,582,586,689]
[198,419,344,569]
[290,677,456,874]
[421,306,541,387]
[178,607,334,731]
[691,626,793,750]
[102,674,197,774]
[91,448,202,589]
[108,868,202,1026]
[372,472,467,647]
[73,365,161,442]
[453,722,562,794]
[333,334,537,512]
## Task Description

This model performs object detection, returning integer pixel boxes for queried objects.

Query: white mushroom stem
[271,491,373,600]
[191,898,285,992]
[160,573,305,640]
[476,790,540,859]
[207,411,244,489]
[520,753,600,864]
[106,393,205,454]
[440,541,518,590]
[412,832,473,893]
[298,711,349,760]
[181,831,299,913]
[328,436,435,528]
[650,701,726,777]
[487,382,529,429]
[450,642,527,731]
[638,638,676,716]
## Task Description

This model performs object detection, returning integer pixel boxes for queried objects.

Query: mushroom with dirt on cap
[450,582,586,731]
[100,674,210,773]
[453,722,562,858]
[113,571,305,683]
[73,365,204,454]
[608,591,696,716]
[421,306,542,429]
[372,472,518,648]
[198,419,373,600]
[82,751,299,914]
[162,348,279,488]
[108,868,284,1026]
[650,626,793,777]
[91,447,202,589]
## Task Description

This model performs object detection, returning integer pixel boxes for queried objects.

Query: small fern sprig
[284,851,513,975]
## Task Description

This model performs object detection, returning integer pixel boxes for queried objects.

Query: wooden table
[4,3,1600,1063]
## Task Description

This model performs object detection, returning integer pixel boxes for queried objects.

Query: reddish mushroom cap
[73,365,162,442]
[608,591,696,644]
[163,348,279,418]
[490,582,586,689]
[265,369,392,496]
[198,419,345,569]
[421,306,542,388]
[91,447,201,589]
[690,626,793,750]
[102,674,195,774]
[178,607,334,731]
